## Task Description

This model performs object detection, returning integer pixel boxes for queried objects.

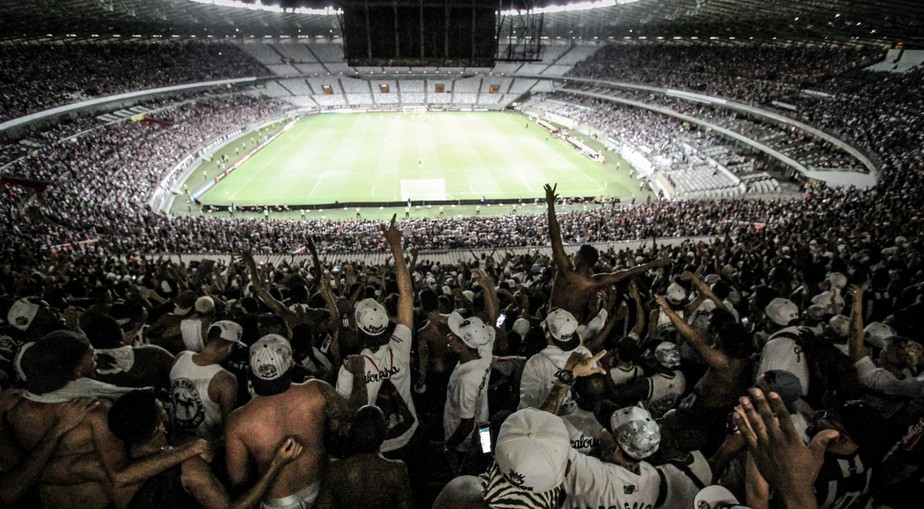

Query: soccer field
[197,111,633,208]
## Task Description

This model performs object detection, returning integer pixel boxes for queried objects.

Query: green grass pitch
[196,111,636,208]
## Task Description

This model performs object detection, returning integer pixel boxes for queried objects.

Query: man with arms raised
[225,334,366,509]
[544,183,669,324]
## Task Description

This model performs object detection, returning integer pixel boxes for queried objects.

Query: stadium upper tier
[0,41,921,260]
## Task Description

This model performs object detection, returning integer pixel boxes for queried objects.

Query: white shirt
[610,364,643,387]
[169,351,229,441]
[656,451,712,509]
[563,449,662,509]
[518,344,594,413]
[443,357,492,451]
[336,324,418,452]
[562,408,604,455]
[854,355,924,418]
[756,326,810,395]
[645,371,687,418]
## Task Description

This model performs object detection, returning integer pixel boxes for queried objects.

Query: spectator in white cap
[518,308,599,412]
[756,298,810,396]
[649,282,692,340]
[226,334,367,509]
[178,295,216,353]
[432,407,572,509]
[694,485,751,509]
[562,406,666,509]
[442,312,495,460]
[167,319,243,442]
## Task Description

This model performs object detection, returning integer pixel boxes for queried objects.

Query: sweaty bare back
[6,400,111,509]
[226,382,328,500]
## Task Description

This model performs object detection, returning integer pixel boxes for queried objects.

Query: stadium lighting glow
[500,0,635,15]
[188,0,341,16]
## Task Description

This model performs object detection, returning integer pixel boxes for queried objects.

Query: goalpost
[402,105,429,121]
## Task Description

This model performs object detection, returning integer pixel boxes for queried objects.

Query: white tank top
[646,371,686,418]
[169,351,226,441]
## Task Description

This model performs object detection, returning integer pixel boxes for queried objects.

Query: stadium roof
[0,0,921,46]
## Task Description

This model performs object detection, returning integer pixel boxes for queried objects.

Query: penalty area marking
[400,179,446,201]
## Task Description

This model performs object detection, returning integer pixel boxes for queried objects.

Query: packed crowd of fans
[0,41,923,509]
[0,42,267,122]
[568,44,881,104]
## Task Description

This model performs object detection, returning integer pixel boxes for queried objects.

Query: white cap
[195,296,215,314]
[828,315,849,338]
[666,283,687,305]
[448,312,495,350]
[209,320,245,347]
[764,298,799,327]
[811,291,843,310]
[655,342,681,369]
[511,317,531,338]
[354,298,389,336]
[610,406,661,459]
[864,322,896,349]
[694,485,750,509]
[7,298,40,331]
[545,308,578,343]
[249,334,293,381]
[495,408,570,493]
[828,272,848,290]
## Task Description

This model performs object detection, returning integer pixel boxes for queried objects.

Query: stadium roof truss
[0,0,921,46]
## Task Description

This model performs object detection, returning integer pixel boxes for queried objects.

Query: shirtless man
[225,334,367,509]
[6,330,208,509]
[415,288,456,423]
[544,183,669,324]
[315,405,412,509]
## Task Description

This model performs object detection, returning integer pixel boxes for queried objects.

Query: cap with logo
[494,408,570,493]
[694,485,751,509]
[354,298,389,336]
[545,309,578,343]
[249,334,293,381]
[7,298,40,332]
[448,312,495,350]
[654,342,681,369]
[610,406,661,460]
[666,283,687,305]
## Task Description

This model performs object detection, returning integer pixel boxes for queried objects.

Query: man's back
[226,381,327,500]
[6,398,111,509]
[317,454,412,509]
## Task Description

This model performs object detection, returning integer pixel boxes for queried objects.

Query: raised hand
[380,214,401,245]
[543,183,558,206]
[733,389,836,509]
[564,350,606,377]
[654,295,670,310]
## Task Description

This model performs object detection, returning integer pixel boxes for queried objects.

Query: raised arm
[590,258,671,290]
[655,295,730,369]
[847,283,868,364]
[382,215,413,328]
[539,351,605,415]
[472,268,500,325]
[544,183,572,274]
[681,271,727,311]
[240,251,296,324]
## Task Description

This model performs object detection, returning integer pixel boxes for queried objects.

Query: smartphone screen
[479,425,492,454]
[495,313,506,328]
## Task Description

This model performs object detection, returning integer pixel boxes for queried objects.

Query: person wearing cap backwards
[442,312,495,465]
[610,342,687,419]
[543,183,670,324]
[225,334,367,509]
[168,320,243,443]
[5,331,211,509]
[180,296,217,353]
[518,308,599,413]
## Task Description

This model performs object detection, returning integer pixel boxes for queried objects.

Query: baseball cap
[545,308,578,343]
[654,342,681,369]
[610,406,661,459]
[694,485,750,509]
[764,298,799,327]
[249,334,293,381]
[828,272,848,290]
[7,298,40,331]
[209,320,245,347]
[494,408,570,493]
[195,296,215,315]
[759,370,802,408]
[354,298,389,336]
[666,283,687,305]
[864,322,895,349]
[828,315,849,338]
[448,312,495,349]
[511,317,531,338]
